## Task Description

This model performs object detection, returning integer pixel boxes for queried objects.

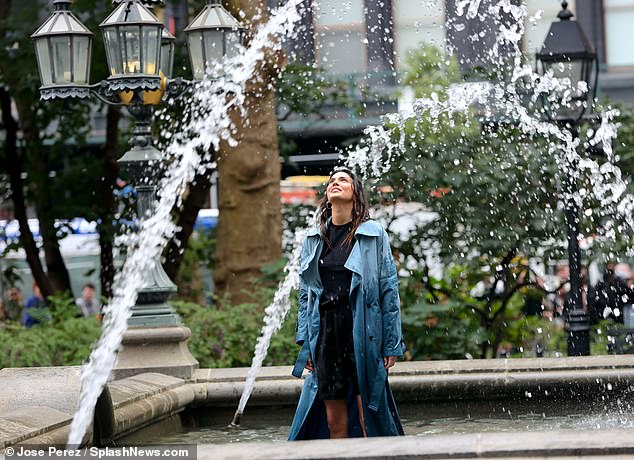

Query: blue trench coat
[288,220,405,440]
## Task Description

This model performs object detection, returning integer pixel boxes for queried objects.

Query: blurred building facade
[159,0,634,176]
[2,0,633,218]
[282,0,632,98]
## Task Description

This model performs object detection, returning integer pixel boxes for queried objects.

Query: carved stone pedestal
[113,326,198,380]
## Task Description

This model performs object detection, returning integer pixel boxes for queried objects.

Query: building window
[605,0,634,68]
[314,0,366,74]
[393,0,445,70]
[523,0,575,59]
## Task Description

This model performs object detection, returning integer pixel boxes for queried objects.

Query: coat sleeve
[295,241,309,345]
[378,229,404,357]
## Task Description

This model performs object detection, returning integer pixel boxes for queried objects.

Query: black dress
[316,221,360,400]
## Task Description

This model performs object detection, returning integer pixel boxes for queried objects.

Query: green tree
[0,0,122,298]
[364,45,634,358]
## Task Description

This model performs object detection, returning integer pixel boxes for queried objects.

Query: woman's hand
[306,356,314,372]
[383,356,396,369]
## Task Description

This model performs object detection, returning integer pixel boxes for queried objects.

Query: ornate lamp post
[536,1,598,356]
[31,0,245,378]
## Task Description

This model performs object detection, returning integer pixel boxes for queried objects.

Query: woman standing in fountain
[288,168,404,440]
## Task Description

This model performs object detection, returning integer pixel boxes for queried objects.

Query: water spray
[230,410,242,427]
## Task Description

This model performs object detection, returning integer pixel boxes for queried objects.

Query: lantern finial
[53,0,72,10]
[558,1,573,21]
[112,0,165,5]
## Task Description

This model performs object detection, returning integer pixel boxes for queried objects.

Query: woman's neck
[331,203,353,225]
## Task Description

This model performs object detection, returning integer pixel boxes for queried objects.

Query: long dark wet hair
[318,168,370,248]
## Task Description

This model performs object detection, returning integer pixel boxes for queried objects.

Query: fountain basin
[194,428,634,459]
[2,355,634,455]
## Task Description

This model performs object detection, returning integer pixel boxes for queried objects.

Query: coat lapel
[300,227,323,282]
[345,220,381,293]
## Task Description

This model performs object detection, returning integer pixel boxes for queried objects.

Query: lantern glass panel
[188,32,205,80]
[541,58,591,121]
[121,26,141,74]
[203,29,224,66]
[35,38,53,86]
[103,28,123,76]
[51,35,72,83]
[72,36,91,84]
[224,30,242,60]
[544,59,584,88]
[160,40,174,78]
[544,58,590,103]
[142,26,160,75]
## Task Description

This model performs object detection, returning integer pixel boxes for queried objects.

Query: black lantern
[31,0,93,99]
[536,1,598,123]
[184,0,245,80]
[99,0,163,91]
[160,28,176,79]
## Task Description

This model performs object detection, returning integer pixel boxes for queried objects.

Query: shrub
[172,284,300,368]
[0,292,100,368]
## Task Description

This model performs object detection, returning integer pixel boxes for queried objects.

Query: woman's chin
[329,195,352,204]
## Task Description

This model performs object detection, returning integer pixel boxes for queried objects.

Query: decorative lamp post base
[126,292,182,327]
[567,309,591,356]
[127,261,181,328]
[112,325,199,380]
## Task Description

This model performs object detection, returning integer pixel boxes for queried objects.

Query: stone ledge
[189,357,634,407]
[111,384,195,439]
[199,428,634,459]
[0,367,81,415]
[0,371,193,449]
[189,379,304,407]
[191,355,634,385]
[191,366,297,383]
[0,407,72,448]
[119,327,191,344]
[109,373,185,409]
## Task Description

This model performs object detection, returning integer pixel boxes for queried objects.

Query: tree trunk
[0,2,63,296]
[0,0,9,32]
[97,105,121,299]
[13,97,72,295]
[0,87,54,296]
[213,0,283,305]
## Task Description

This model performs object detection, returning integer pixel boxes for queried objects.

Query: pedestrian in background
[76,282,100,317]
[5,287,23,322]
[0,299,7,323]
[589,263,634,324]
[21,283,49,328]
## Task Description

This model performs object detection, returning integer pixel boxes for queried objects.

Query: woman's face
[327,171,354,204]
